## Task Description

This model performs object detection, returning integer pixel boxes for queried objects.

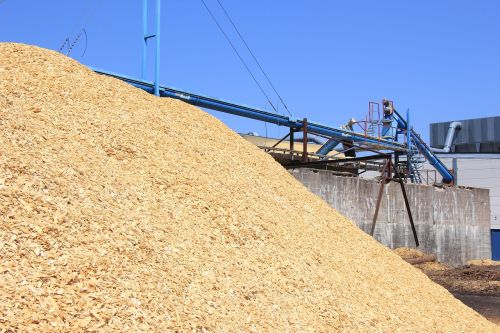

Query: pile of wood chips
[0,43,496,332]
[467,259,500,267]
[393,247,427,260]
[393,247,439,265]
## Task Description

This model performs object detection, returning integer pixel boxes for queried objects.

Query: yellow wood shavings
[0,43,496,332]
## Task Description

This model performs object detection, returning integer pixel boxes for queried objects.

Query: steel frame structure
[90,1,454,184]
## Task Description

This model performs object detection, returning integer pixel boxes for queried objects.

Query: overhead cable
[215,0,293,116]
[200,0,279,113]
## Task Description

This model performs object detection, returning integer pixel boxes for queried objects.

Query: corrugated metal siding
[430,116,500,153]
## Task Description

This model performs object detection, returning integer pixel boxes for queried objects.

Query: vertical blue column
[154,0,161,96]
[406,109,411,179]
[142,0,148,79]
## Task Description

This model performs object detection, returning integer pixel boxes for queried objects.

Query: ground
[395,248,500,325]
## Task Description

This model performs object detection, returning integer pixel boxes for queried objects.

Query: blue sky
[1,0,499,141]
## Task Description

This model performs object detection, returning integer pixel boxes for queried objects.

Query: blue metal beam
[406,108,412,178]
[141,0,161,96]
[92,68,408,152]
[154,0,160,96]
[393,112,454,183]
[316,138,341,156]
[142,0,147,79]
[93,67,453,183]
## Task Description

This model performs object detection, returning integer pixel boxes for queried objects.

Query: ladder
[366,102,381,137]
[408,137,425,183]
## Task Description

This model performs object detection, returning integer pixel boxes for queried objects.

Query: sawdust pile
[416,261,452,272]
[467,259,500,267]
[0,43,496,332]
[393,247,427,260]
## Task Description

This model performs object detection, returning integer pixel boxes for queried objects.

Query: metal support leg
[289,128,294,151]
[272,133,291,148]
[302,118,308,162]
[370,159,389,236]
[452,158,458,186]
[406,108,411,181]
[392,163,420,247]
[387,158,392,179]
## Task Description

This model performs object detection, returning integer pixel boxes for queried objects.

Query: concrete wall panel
[290,169,491,266]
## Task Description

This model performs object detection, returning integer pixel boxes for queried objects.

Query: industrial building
[429,116,500,260]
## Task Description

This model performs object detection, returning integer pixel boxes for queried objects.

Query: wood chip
[0,43,497,332]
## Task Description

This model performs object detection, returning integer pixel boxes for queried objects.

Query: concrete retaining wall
[290,169,491,266]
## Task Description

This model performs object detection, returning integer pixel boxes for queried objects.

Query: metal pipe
[142,0,147,79]
[284,154,391,168]
[315,118,355,155]
[154,0,161,96]
[163,88,296,126]
[92,68,409,152]
[291,134,325,145]
[392,112,454,183]
[302,118,308,162]
[430,121,463,153]
[316,138,340,155]
[414,134,454,183]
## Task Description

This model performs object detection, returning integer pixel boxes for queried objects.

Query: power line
[200,0,279,113]
[215,0,293,117]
